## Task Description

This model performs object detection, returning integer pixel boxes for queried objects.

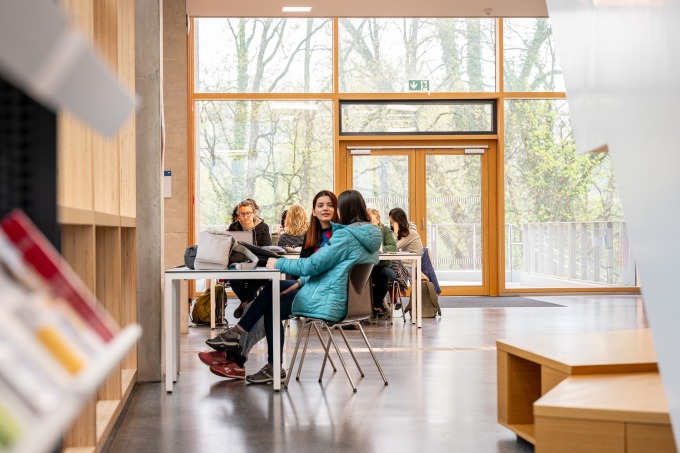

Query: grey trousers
[238,302,265,357]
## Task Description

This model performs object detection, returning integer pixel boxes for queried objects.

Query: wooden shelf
[496,329,677,452]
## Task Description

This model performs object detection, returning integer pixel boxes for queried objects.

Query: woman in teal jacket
[206,189,382,384]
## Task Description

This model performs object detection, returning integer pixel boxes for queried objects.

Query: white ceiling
[186,0,549,18]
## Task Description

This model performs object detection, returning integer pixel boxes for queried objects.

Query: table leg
[410,259,417,325]
[164,276,176,392]
[416,257,422,328]
[272,277,281,391]
[209,278,215,329]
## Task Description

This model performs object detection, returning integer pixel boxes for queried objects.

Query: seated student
[227,199,272,319]
[205,190,381,384]
[277,204,309,248]
[229,205,239,224]
[198,190,338,379]
[278,209,287,234]
[367,208,397,315]
[389,207,423,254]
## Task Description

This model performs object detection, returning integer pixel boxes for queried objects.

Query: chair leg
[357,323,388,385]
[295,320,315,380]
[335,324,365,377]
[320,325,357,392]
[284,318,312,389]
[312,322,337,373]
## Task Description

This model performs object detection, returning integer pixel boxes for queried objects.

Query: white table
[164,266,281,392]
[379,252,422,328]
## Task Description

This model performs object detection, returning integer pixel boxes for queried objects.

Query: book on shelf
[0,209,129,441]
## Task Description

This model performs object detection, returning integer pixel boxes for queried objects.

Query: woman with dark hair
[199,190,337,379]
[300,190,338,257]
[388,207,423,254]
[205,189,382,384]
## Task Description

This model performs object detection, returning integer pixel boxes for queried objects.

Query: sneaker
[233,301,249,319]
[205,326,242,352]
[245,363,286,384]
[198,350,228,366]
[209,361,246,380]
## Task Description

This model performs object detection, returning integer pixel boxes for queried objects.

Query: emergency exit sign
[408,80,430,91]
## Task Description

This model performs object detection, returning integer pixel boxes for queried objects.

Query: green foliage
[505,99,623,226]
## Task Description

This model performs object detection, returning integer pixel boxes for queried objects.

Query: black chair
[284,263,388,392]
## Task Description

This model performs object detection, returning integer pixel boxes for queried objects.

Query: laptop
[229,230,254,244]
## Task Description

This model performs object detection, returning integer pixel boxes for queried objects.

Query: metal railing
[428,221,635,287]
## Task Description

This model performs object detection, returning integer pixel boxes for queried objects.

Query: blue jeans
[237,280,298,364]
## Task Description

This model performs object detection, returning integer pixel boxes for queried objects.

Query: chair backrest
[343,263,374,322]
[421,247,441,294]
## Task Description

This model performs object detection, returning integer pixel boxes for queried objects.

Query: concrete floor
[105,295,647,453]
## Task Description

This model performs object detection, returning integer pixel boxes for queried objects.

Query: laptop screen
[229,230,254,244]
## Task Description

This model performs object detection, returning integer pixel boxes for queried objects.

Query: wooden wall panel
[58,114,94,212]
[57,1,138,451]
[96,226,122,401]
[118,0,136,219]
[121,227,138,369]
[61,225,97,297]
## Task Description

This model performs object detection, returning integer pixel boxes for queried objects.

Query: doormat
[437,296,564,308]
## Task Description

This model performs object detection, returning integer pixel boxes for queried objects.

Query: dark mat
[437,296,564,308]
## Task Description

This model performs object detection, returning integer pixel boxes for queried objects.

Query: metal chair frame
[283,263,389,392]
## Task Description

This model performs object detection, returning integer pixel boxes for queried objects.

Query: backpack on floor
[405,280,441,318]
[190,283,226,325]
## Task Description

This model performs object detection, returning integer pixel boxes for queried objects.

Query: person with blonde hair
[277,204,309,248]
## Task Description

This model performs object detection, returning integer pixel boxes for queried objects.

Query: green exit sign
[408,80,430,91]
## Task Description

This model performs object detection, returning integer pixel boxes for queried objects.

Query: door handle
[421,219,425,230]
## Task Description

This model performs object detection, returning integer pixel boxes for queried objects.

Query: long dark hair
[303,190,339,251]
[389,207,410,240]
[337,190,371,225]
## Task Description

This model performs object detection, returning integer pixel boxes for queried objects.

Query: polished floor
[105,295,648,453]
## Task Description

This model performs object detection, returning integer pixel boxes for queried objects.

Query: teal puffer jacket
[276,221,382,322]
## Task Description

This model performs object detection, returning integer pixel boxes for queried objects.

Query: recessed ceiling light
[282,6,312,12]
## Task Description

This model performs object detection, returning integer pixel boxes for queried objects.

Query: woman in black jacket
[228,199,271,318]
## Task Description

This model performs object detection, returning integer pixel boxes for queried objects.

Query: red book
[0,209,117,342]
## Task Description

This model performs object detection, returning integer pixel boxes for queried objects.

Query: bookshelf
[58,1,139,451]
[0,1,139,452]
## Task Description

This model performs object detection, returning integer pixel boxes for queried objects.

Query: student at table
[277,204,309,248]
[226,199,272,319]
[367,208,397,315]
[388,207,423,254]
[204,190,381,384]
[198,190,338,379]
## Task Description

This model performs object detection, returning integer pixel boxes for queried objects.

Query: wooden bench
[534,372,675,452]
[497,329,658,444]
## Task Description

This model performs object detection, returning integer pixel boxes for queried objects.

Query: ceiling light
[282,6,312,12]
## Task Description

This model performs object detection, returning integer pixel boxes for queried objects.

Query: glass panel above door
[340,100,496,135]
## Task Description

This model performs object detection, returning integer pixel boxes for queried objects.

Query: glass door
[347,142,494,295]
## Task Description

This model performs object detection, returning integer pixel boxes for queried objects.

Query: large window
[195,18,333,93]
[190,17,636,294]
[339,18,496,93]
[195,100,333,231]
[504,100,634,288]
[503,18,565,92]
